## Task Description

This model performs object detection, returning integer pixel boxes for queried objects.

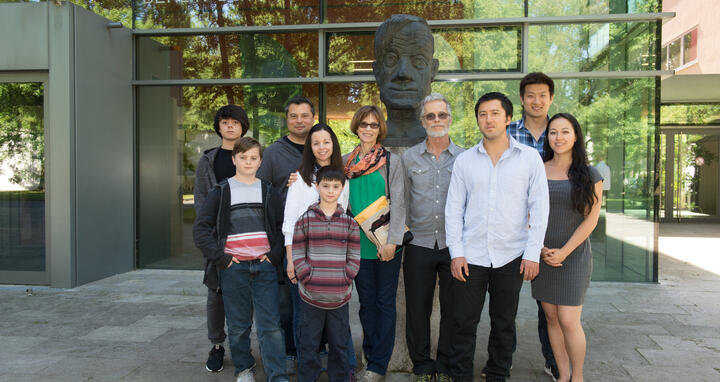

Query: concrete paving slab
[0,352,64,375]
[1,223,719,381]
[132,314,206,329]
[36,356,144,381]
[80,324,169,343]
[0,336,47,353]
[623,365,720,382]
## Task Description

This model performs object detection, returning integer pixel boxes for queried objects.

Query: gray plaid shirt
[402,139,464,250]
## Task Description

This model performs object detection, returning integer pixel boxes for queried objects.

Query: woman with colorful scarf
[343,105,406,381]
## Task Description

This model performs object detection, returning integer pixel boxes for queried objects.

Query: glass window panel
[137,33,318,80]
[327,27,520,76]
[661,45,668,70]
[0,82,45,272]
[136,84,319,269]
[329,78,656,281]
[326,0,523,23]
[529,22,657,72]
[668,39,680,69]
[661,104,720,125]
[133,0,320,29]
[529,0,659,16]
[683,29,697,64]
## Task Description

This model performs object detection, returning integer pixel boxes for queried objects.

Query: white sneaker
[236,367,255,382]
[360,370,384,382]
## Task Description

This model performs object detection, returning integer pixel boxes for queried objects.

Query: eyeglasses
[423,112,449,121]
[358,122,380,130]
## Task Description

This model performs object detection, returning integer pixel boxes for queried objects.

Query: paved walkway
[1,223,719,381]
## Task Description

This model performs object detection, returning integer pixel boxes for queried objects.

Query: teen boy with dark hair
[194,104,251,372]
[193,137,289,382]
[292,166,361,382]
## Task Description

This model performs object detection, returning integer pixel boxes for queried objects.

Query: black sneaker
[206,344,225,372]
[543,364,559,381]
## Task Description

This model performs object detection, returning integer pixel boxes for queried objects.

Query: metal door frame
[662,126,720,223]
[0,71,50,285]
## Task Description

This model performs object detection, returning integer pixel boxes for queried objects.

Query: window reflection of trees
[0,83,44,191]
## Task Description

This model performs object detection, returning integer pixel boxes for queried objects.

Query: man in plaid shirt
[506,72,555,158]
[505,72,560,381]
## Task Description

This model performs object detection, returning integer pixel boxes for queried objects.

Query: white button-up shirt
[445,136,549,267]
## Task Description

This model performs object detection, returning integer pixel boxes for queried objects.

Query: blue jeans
[220,259,288,381]
[355,254,402,375]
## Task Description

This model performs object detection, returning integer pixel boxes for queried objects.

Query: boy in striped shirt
[292,166,361,382]
[193,137,288,382]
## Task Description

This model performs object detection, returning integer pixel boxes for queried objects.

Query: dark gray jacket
[256,136,304,217]
[194,147,221,212]
[343,149,407,246]
[193,179,284,291]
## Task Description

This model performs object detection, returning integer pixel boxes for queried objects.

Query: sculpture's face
[374,22,437,110]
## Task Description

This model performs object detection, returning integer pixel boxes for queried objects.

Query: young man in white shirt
[445,92,549,382]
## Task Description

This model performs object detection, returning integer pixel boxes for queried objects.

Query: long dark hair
[298,123,343,186]
[543,113,598,216]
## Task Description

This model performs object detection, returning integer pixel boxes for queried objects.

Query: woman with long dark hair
[532,113,603,382]
[282,123,355,377]
[342,105,406,381]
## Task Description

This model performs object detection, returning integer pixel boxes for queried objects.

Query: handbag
[353,151,413,252]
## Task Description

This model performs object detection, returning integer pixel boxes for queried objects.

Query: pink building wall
[662,0,720,74]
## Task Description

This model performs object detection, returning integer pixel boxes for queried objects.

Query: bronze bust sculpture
[373,15,439,146]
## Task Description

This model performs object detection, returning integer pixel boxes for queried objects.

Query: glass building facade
[1,0,669,283]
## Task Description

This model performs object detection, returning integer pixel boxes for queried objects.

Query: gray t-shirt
[227,177,262,205]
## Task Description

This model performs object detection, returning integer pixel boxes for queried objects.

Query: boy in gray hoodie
[194,104,249,372]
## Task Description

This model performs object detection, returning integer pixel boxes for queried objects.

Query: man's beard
[426,126,449,138]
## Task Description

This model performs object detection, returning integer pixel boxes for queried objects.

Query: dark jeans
[219,259,287,380]
[403,243,453,376]
[355,254,402,375]
[537,300,557,367]
[207,287,226,345]
[279,258,297,357]
[449,257,524,382]
[291,281,358,368]
[284,258,357,368]
[297,300,350,382]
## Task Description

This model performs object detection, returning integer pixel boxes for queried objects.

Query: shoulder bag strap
[385,150,391,203]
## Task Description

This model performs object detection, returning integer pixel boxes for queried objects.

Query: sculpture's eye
[384,52,398,67]
[412,55,428,70]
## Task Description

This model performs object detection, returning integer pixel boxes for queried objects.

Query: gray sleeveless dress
[532,166,603,306]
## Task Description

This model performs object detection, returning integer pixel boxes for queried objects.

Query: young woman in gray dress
[532,113,603,382]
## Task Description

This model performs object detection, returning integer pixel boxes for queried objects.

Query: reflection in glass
[661,104,720,125]
[682,29,697,64]
[133,0,320,29]
[137,84,319,269]
[528,0,659,16]
[137,33,318,80]
[673,133,720,220]
[326,0,522,23]
[668,39,680,70]
[327,28,520,76]
[136,76,657,280]
[529,22,656,73]
[0,83,45,272]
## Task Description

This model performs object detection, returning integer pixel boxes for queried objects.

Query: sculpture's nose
[392,56,413,82]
